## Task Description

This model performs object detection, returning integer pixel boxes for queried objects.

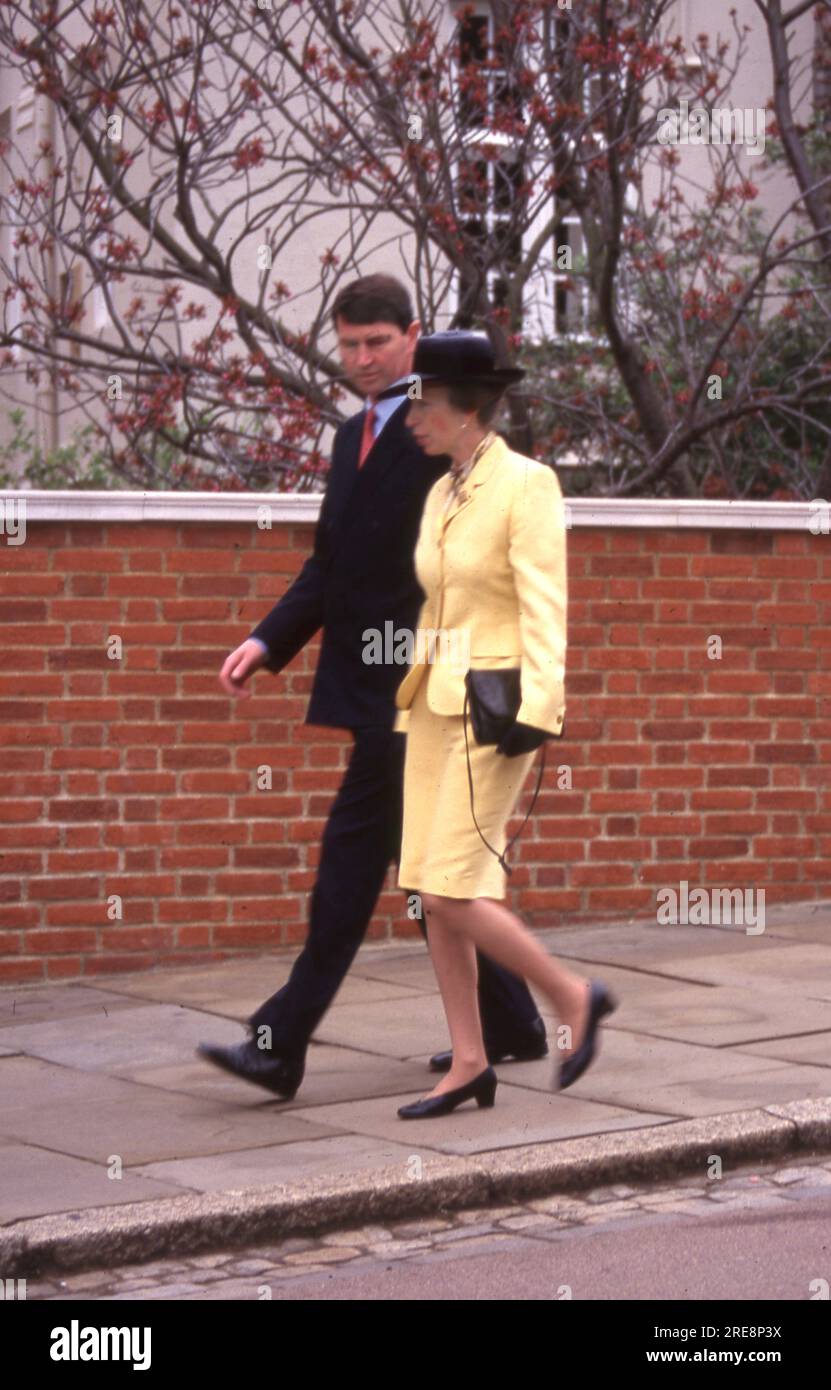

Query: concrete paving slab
[131,1134,425,1192]
[107,961,428,1015]
[0,1143,184,1224]
[514,939,794,995]
[0,1002,242,1073]
[497,1027,817,1089]
[0,985,146,1030]
[518,960,712,1016]
[115,1044,429,1109]
[661,943,831,991]
[313,993,452,1058]
[0,1056,347,1169]
[532,919,831,976]
[529,920,779,966]
[535,980,831,1047]
[290,1087,674,1157]
[529,1064,831,1118]
[735,902,831,943]
[104,958,296,1003]
[737,1034,831,1067]
[347,953,447,992]
[0,1054,180,1110]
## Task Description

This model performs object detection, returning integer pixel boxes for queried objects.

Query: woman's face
[405,382,475,455]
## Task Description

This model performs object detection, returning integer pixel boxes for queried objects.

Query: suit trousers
[248,725,542,1062]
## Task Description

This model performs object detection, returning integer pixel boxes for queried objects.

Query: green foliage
[0,409,126,490]
[0,407,299,492]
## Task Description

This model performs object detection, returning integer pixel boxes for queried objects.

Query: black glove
[496,720,550,757]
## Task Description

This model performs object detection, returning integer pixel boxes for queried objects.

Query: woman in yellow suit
[378,332,618,1119]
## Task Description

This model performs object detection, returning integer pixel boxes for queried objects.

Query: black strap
[462,689,546,877]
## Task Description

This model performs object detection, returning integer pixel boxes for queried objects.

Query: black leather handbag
[462,668,550,876]
[464,668,522,744]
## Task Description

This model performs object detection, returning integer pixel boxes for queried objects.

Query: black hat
[376,330,525,399]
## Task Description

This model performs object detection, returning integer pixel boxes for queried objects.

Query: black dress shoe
[429,1016,548,1072]
[556,980,618,1091]
[398,1066,497,1119]
[196,1039,304,1099]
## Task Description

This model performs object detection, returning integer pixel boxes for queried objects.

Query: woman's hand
[496,720,549,757]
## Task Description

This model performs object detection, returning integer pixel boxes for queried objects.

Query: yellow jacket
[394,433,567,736]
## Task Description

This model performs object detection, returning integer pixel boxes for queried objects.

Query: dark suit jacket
[249,401,450,730]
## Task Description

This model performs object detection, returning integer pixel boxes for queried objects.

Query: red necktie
[358,405,377,468]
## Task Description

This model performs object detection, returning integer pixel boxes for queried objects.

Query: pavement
[1,900,831,1277]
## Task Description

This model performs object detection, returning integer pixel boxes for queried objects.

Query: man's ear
[406,319,421,345]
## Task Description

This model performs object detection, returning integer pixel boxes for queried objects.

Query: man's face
[335,316,420,399]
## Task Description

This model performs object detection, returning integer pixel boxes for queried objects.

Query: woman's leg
[421,892,591,1063]
[421,908,489,1097]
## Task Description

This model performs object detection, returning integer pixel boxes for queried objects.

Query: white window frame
[58,261,84,361]
[454,130,526,322]
[90,178,112,330]
[449,4,525,324]
[670,0,704,71]
[0,107,22,359]
[552,211,591,340]
[448,3,594,343]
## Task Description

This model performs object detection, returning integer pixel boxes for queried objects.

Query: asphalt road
[262,1193,829,1302]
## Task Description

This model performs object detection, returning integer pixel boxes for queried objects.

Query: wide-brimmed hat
[376,330,525,399]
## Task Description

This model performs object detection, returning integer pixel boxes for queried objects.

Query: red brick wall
[1,519,828,984]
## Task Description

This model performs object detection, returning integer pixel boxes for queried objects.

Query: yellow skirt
[396,676,538,900]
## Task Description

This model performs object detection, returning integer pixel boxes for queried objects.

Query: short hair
[445,379,507,426]
[331,274,414,333]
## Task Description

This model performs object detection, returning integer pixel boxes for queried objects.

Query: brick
[591,556,655,577]
[0,959,45,983]
[585,888,654,911]
[754,744,816,763]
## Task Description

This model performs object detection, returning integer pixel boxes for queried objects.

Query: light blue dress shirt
[365,380,408,438]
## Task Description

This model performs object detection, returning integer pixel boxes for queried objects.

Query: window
[553,214,588,336]
[668,0,703,70]
[90,180,112,330]
[450,4,591,341]
[0,108,22,357]
[92,263,110,330]
[58,263,84,361]
[452,6,527,328]
[455,146,524,326]
[456,7,521,133]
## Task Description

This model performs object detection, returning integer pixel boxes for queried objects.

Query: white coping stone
[1,490,828,531]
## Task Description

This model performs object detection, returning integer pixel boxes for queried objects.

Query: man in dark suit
[197,274,548,1099]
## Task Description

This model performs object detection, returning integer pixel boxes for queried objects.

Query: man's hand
[219,639,269,698]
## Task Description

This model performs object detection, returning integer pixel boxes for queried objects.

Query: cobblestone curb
[3,1097,830,1278]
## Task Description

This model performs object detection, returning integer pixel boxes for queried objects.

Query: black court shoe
[398,1066,497,1119]
[556,980,618,1091]
[196,1039,304,1099]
